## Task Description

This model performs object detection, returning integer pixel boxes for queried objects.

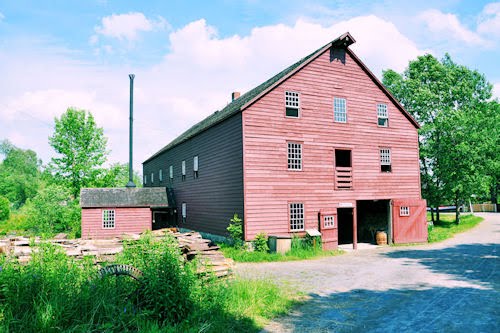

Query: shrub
[227,213,244,248]
[0,196,10,221]
[253,232,269,252]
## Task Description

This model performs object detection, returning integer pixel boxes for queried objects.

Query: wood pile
[0,229,233,278]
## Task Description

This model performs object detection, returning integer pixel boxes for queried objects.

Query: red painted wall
[242,48,421,240]
[81,207,151,239]
[392,199,428,243]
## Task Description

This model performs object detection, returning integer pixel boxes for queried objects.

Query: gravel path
[234,213,499,332]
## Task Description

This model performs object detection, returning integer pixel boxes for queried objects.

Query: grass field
[427,213,483,243]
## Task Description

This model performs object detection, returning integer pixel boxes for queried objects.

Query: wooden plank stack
[0,229,233,278]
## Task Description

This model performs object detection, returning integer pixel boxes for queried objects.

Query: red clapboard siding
[81,207,151,239]
[242,48,421,240]
[392,199,428,243]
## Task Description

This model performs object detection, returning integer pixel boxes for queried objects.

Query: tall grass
[0,233,298,332]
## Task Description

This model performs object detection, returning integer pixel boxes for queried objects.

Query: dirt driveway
[235,213,499,332]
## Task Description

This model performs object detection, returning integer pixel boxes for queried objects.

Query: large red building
[142,32,427,248]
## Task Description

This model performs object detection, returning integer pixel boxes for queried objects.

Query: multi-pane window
[334,97,347,123]
[159,169,163,182]
[324,215,335,228]
[285,91,300,117]
[400,206,410,216]
[377,104,388,127]
[289,203,304,231]
[181,160,186,181]
[193,156,199,178]
[380,148,392,172]
[169,165,173,180]
[102,209,115,229]
[287,142,302,170]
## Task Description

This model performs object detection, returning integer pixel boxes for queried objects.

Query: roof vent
[232,91,240,101]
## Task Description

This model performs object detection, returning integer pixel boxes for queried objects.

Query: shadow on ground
[263,243,499,333]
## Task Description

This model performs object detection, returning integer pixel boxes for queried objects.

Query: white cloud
[93,12,166,42]
[493,82,500,99]
[478,2,500,37]
[418,9,488,46]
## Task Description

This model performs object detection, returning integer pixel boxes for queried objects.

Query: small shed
[80,187,175,239]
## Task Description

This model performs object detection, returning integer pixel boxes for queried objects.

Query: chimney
[126,74,136,188]
[232,91,240,101]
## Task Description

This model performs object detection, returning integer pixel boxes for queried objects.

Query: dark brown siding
[143,113,243,236]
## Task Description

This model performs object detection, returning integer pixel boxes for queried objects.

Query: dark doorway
[335,149,352,167]
[356,200,390,243]
[152,210,177,230]
[338,208,354,245]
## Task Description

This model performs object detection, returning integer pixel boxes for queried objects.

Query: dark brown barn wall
[143,113,243,236]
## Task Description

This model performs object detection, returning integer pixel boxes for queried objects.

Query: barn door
[392,199,427,243]
[319,210,337,250]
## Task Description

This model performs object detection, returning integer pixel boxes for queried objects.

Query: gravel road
[234,213,499,332]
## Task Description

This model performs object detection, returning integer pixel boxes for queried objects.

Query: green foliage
[94,162,143,188]
[428,214,483,243]
[0,211,28,236]
[23,184,81,236]
[227,213,244,248]
[49,108,108,198]
[0,140,42,209]
[0,196,10,221]
[0,234,298,332]
[252,232,269,252]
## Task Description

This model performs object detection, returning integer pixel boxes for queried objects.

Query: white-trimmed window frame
[181,202,187,221]
[334,97,347,123]
[289,202,305,231]
[181,160,186,181]
[377,104,389,127]
[400,206,410,216]
[193,156,199,178]
[144,174,147,185]
[169,165,174,180]
[285,91,300,118]
[159,169,163,182]
[102,209,115,229]
[287,142,302,171]
[151,172,154,183]
[324,215,335,228]
[380,148,392,172]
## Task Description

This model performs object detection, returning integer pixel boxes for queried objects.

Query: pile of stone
[0,229,233,278]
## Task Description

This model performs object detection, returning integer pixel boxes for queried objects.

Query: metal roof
[80,187,169,208]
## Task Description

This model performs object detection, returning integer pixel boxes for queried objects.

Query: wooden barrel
[375,231,387,245]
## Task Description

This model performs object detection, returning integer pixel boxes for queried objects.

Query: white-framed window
[193,156,199,178]
[334,97,347,123]
[181,202,187,220]
[324,215,335,228]
[151,172,154,183]
[159,169,163,182]
[181,160,186,181]
[102,209,115,229]
[377,104,388,127]
[287,142,302,170]
[285,91,300,117]
[380,148,392,172]
[289,203,304,231]
[169,165,173,180]
[400,206,410,216]
[144,174,147,185]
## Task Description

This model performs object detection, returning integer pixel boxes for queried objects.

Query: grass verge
[427,214,483,243]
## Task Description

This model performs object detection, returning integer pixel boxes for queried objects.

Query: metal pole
[126,74,136,188]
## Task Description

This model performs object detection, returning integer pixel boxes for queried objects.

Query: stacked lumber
[0,229,233,278]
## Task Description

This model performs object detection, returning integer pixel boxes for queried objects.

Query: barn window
[159,169,163,182]
[169,165,173,180]
[377,104,388,127]
[285,91,300,117]
[380,148,392,172]
[334,97,347,123]
[144,174,147,185]
[181,160,186,181]
[289,203,304,231]
[193,156,199,178]
[151,172,154,183]
[181,202,187,222]
[102,209,115,229]
[324,215,335,228]
[400,206,410,216]
[287,142,302,170]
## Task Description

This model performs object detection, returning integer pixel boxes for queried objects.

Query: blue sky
[1,0,499,172]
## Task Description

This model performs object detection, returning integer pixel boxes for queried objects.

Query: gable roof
[144,32,418,163]
[80,187,169,208]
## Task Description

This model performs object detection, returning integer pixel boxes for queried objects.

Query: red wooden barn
[139,32,427,248]
[80,187,175,239]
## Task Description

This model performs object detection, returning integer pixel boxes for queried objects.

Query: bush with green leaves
[23,184,81,236]
[0,196,10,221]
[227,213,244,248]
[253,232,269,252]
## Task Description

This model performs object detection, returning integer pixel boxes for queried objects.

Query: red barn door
[392,199,427,243]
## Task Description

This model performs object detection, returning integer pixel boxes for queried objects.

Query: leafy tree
[94,163,142,188]
[23,184,81,236]
[0,196,10,221]
[383,54,494,223]
[49,108,108,198]
[0,140,42,208]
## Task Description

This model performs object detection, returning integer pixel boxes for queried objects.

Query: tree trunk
[455,194,460,225]
[431,207,435,223]
[436,208,440,223]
